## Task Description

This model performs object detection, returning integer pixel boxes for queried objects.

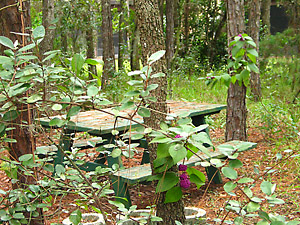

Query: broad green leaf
[222,167,238,180]
[266,196,284,205]
[247,202,260,212]
[127,80,143,86]
[87,85,99,97]
[146,84,159,91]
[0,36,14,49]
[119,101,134,110]
[49,117,64,127]
[52,104,63,111]
[169,144,187,164]
[237,177,254,183]
[67,106,81,117]
[32,26,45,42]
[18,43,36,52]
[260,181,276,195]
[85,58,102,65]
[187,168,205,188]
[124,90,140,97]
[138,107,151,117]
[55,164,65,176]
[248,63,259,73]
[111,148,121,158]
[148,50,166,65]
[164,186,182,203]
[19,154,33,161]
[150,136,172,144]
[156,172,179,192]
[27,94,42,103]
[69,209,82,225]
[224,181,237,193]
[151,72,165,78]
[229,159,243,168]
[247,48,258,57]
[258,210,270,221]
[156,143,171,159]
[0,56,13,65]
[128,70,142,76]
[0,123,6,133]
[71,54,85,75]
[2,110,19,121]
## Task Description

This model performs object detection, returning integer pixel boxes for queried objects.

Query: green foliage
[203,34,259,88]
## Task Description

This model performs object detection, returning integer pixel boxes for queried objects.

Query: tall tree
[248,0,261,101]
[118,0,126,70]
[166,0,175,70]
[261,0,271,35]
[225,0,247,141]
[40,0,56,56]
[86,2,97,78]
[0,1,44,224]
[183,0,190,54]
[101,0,115,88]
[135,0,185,224]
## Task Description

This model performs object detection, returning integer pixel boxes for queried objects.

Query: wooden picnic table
[38,101,226,170]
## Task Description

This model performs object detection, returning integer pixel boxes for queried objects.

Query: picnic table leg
[110,176,132,209]
[54,131,74,174]
[205,166,222,184]
[140,139,150,165]
[106,147,132,209]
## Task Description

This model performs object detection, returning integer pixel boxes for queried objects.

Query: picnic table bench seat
[110,140,257,208]
[36,137,104,162]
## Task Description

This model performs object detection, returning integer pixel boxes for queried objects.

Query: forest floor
[0,121,300,224]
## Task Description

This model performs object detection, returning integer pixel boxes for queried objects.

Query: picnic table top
[39,101,226,136]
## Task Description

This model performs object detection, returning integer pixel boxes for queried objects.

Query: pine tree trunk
[166,0,175,70]
[184,0,190,54]
[0,1,44,224]
[40,0,55,56]
[248,0,261,101]
[135,0,185,224]
[261,0,271,35]
[225,0,248,142]
[86,3,96,79]
[118,0,126,70]
[101,0,115,88]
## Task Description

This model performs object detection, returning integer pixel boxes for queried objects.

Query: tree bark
[118,0,126,70]
[184,0,190,54]
[0,1,44,224]
[261,0,271,35]
[248,0,261,101]
[166,0,175,70]
[225,0,248,141]
[135,0,185,224]
[101,0,115,88]
[86,3,96,79]
[40,0,55,56]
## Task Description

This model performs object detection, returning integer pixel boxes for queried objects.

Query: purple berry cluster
[175,134,183,138]
[178,164,191,189]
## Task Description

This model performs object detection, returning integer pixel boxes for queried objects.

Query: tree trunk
[40,0,55,56]
[166,0,175,70]
[86,4,96,79]
[135,0,185,224]
[184,0,190,54]
[261,0,271,35]
[0,1,44,224]
[118,0,126,70]
[101,0,115,88]
[225,0,247,142]
[248,0,261,101]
